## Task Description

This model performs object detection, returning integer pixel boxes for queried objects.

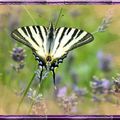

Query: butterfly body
[11,23,94,86]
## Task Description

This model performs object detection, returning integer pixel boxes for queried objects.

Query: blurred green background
[0,5,120,115]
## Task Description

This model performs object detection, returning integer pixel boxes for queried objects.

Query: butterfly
[11,23,94,86]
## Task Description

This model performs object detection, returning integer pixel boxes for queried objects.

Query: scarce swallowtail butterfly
[11,23,94,87]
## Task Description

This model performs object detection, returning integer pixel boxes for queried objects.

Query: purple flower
[97,51,112,72]
[72,84,87,96]
[113,74,120,93]
[102,79,111,90]
[27,88,42,103]
[35,8,45,17]
[69,9,80,18]
[92,95,101,102]
[55,74,62,85]
[91,76,103,88]
[66,54,74,71]
[8,9,20,32]
[11,47,25,62]
[57,86,67,98]
[91,76,112,94]
[71,71,79,85]
[57,93,78,114]
[11,47,25,72]
[97,8,113,32]
[52,12,59,23]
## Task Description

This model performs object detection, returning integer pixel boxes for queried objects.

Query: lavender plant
[32,100,47,115]
[66,53,74,72]
[90,76,113,103]
[35,8,45,17]
[57,92,78,114]
[97,51,113,73]
[8,13,20,33]
[70,71,87,97]
[27,88,43,103]
[71,70,79,85]
[10,47,25,72]
[72,85,87,97]
[56,86,67,98]
[112,74,120,96]
[91,76,112,95]
[69,9,80,18]
[23,88,47,115]
[27,88,46,114]
[93,8,113,34]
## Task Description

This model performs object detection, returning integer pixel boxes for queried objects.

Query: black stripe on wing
[21,27,28,36]
[67,28,72,35]
[53,27,94,58]
[36,26,44,42]
[11,26,48,51]
[35,26,47,54]
[55,27,68,51]
[32,26,37,34]
[63,28,79,47]
[59,27,68,42]
[68,32,94,51]
[11,28,32,48]
[43,26,47,36]
[26,26,40,46]
[76,30,84,38]
[55,28,60,36]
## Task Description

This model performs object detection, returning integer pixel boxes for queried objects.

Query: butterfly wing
[11,26,48,60]
[11,25,94,87]
[51,27,94,59]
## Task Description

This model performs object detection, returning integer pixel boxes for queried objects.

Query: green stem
[55,8,63,28]
[28,99,35,114]
[27,70,49,114]
[23,6,37,25]
[16,73,36,113]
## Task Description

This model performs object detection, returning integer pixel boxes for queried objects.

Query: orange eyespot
[46,56,52,62]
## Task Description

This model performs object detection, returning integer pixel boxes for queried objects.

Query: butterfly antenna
[54,8,63,28]
[49,22,54,30]
[52,70,57,90]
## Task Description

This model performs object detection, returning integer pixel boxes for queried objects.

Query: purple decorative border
[0,0,120,119]
[0,0,120,5]
[0,115,120,119]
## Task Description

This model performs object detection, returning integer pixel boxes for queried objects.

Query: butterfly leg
[52,69,56,90]
[39,66,43,83]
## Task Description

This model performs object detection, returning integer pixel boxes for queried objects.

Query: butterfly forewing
[51,27,94,59]
[11,25,94,63]
[11,26,48,59]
